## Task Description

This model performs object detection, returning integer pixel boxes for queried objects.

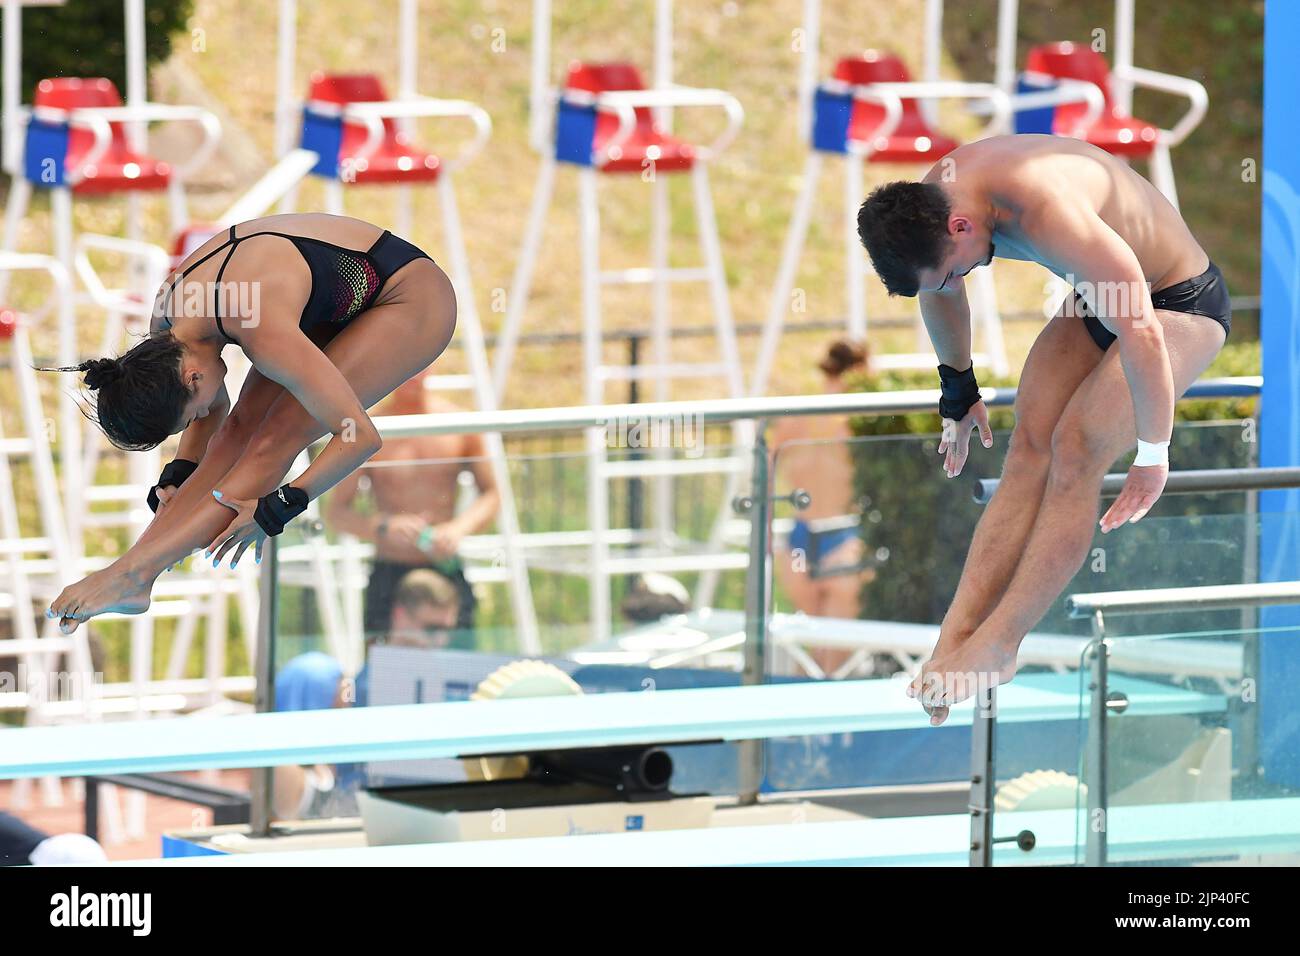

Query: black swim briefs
[1072,260,1231,351]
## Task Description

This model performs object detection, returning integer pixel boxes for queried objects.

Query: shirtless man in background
[324,370,499,638]
[855,134,1230,724]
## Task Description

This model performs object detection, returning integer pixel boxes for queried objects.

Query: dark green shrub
[15,1,192,101]
[843,339,1261,627]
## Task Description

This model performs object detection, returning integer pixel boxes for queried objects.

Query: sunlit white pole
[528,0,551,152]
[2,0,22,176]
[275,0,297,157]
[795,0,820,143]
[1113,0,1136,114]
[995,0,1020,132]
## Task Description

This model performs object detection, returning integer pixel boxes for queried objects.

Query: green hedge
[843,340,1261,630]
[14,1,191,101]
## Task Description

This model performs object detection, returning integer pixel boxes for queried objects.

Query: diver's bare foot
[905,620,977,724]
[47,564,153,633]
[908,636,1019,726]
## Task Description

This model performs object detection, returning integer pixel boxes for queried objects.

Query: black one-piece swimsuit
[163,224,432,340]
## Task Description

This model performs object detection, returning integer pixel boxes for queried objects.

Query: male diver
[856,134,1230,725]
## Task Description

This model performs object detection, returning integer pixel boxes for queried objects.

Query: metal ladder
[491,51,752,641]
[0,255,95,811]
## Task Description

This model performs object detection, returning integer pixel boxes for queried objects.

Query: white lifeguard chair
[0,254,96,811]
[752,6,1016,397]
[0,0,222,550]
[271,0,540,653]
[490,0,751,642]
[0,1,220,272]
[1015,39,1206,211]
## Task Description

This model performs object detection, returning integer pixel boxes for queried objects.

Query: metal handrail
[1065,575,1298,868]
[370,376,1260,440]
[1114,64,1209,148]
[1068,580,1300,618]
[276,372,1264,862]
[307,95,493,176]
[975,465,1300,505]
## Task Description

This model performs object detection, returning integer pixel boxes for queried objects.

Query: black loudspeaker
[533,746,674,796]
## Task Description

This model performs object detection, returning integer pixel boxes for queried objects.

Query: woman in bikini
[45,213,457,633]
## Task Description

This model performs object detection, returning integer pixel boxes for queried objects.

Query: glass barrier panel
[266,425,755,831]
[998,510,1300,867]
[764,421,1265,858]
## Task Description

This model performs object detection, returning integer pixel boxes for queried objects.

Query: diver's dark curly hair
[856,181,953,297]
[40,333,189,451]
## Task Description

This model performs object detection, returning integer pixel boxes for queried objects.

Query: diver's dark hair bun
[818,339,870,377]
[82,357,123,391]
[35,334,188,451]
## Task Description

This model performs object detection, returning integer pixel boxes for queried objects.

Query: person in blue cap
[272,651,353,820]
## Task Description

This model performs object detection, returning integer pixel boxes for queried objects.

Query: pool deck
[107,797,1300,867]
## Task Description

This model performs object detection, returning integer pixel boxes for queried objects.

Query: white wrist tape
[1133,439,1170,467]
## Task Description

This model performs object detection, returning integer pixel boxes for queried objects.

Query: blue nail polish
[212,489,223,498]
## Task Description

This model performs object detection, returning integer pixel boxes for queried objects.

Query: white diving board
[111,798,1300,867]
[0,673,1223,781]
[574,611,1244,679]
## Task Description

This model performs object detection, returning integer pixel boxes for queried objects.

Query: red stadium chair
[1024,42,1207,207]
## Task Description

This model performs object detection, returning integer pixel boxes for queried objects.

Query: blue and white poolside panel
[110,797,1300,868]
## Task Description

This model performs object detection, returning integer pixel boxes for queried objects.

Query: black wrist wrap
[937,363,980,422]
[147,459,199,512]
[254,485,309,537]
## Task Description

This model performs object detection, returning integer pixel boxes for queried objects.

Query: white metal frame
[298,95,492,234]
[752,75,1013,397]
[72,234,267,718]
[994,0,1208,210]
[494,0,751,642]
[490,86,746,405]
[0,254,83,650]
[0,97,218,300]
[0,252,97,810]
[273,0,540,652]
[0,0,222,269]
[0,2,221,582]
[1101,62,1207,209]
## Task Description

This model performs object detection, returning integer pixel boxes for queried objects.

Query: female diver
[45,213,456,633]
